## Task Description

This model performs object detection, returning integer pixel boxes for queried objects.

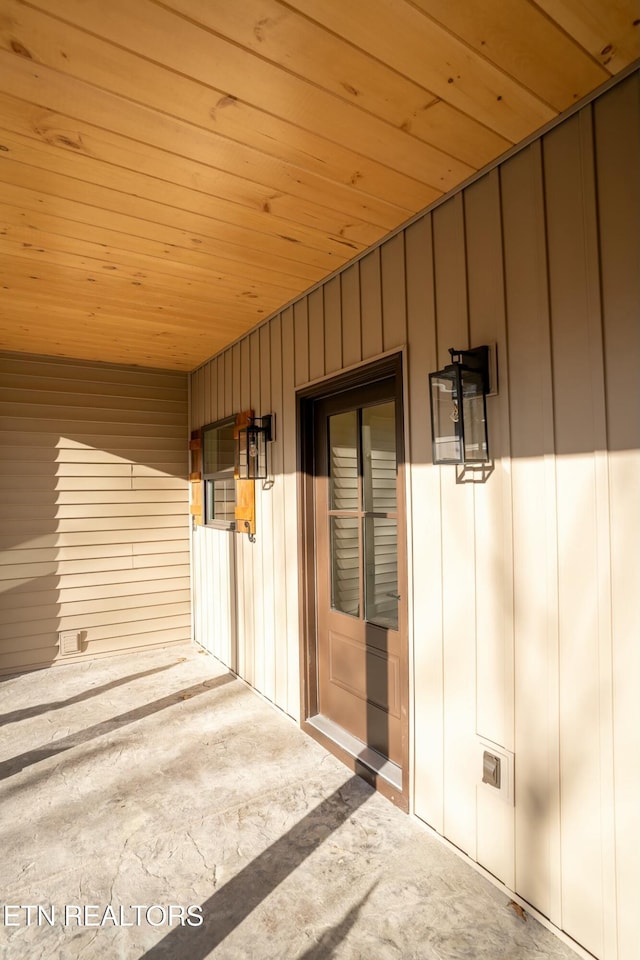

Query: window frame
[201,416,237,531]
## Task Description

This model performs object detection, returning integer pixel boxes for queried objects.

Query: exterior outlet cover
[59,630,81,656]
[477,737,515,805]
[482,751,501,788]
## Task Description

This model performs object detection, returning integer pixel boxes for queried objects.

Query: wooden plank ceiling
[0,0,638,371]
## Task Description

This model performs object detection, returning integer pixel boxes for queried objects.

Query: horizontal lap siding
[189,73,639,960]
[0,353,190,673]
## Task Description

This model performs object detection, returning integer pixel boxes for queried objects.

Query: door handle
[387,592,401,600]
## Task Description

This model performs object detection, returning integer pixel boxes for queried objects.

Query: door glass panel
[330,516,360,617]
[362,402,397,514]
[364,517,398,630]
[329,411,359,511]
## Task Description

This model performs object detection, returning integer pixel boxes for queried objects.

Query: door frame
[297,353,409,811]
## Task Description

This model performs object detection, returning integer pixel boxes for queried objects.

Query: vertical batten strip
[536,132,563,932]
[340,264,362,369]
[217,352,225,420]
[240,339,251,412]
[464,167,516,889]
[192,366,202,431]
[433,191,477,861]
[594,75,640,960]
[248,330,265,690]
[360,247,383,359]
[545,111,604,952]
[202,363,210,426]
[294,298,310,386]
[232,337,246,683]
[381,232,407,352]
[270,314,289,711]
[209,359,218,424]
[308,287,325,382]
[232,343,241,416]
[323,276,342,374]
[503,137,562,927]
[223,350,233,419]
[578,103,618,960]
[281,306,300,719]
[405,212,445,834]
[259,324,276,703]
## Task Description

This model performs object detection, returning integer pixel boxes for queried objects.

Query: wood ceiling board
[161,0,514,167]
[0,334,218,371]
[23,0,475,189]
[0,51,429,227]
[533,0,640,72]
[0,266,282,329]
[0,197,309,292]
[167,0,445,132]
[1,312,254,362]
[408,0,610,110]
[0,220,302,307]
[0,127,384,255]
[0,259,265,314]
[0,103,410,241]
[0,154,357,273]
[0,65,415,239]
[0,313,238,369]
[0,231,299,309]
[0,1,636,371]
[281,0,556,140]
[1,277,274,333]
[164,0,510,167]
[0,177,326,285]
[395,100,511,167]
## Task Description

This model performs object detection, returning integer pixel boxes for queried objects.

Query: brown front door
[312,371,407,778]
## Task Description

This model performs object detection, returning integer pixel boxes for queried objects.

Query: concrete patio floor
[0,646,580,960]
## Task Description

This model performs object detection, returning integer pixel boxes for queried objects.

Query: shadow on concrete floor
[0,662,179,727]
[0,647,580,960]
[0,674,234,782]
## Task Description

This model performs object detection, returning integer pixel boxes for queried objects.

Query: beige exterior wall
[0,353,191,674]
[190,72,639,960]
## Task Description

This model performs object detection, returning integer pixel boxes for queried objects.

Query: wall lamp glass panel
[429,347,490,465]
[236,415,273,480]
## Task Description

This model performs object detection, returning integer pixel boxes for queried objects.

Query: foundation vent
[58,630,81,656]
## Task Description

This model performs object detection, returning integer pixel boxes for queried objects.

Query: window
[202,418,236,528]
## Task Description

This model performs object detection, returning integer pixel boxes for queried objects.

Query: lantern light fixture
[429,346,491,465]
[237,414,273,480]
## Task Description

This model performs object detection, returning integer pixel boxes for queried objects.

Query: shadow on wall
[0,356,190,677]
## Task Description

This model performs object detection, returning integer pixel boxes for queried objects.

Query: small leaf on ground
[508,900,527,922]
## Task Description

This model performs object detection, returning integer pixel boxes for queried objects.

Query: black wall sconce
[237,415,273,480]
[429,346,490,465]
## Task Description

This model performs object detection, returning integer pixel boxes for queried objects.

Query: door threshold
[307,714,403,792]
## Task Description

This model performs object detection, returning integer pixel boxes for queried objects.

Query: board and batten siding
[0,353,191,674]
[190,72,639,960]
